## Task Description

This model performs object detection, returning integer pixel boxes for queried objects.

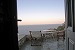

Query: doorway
[17,0,65,50]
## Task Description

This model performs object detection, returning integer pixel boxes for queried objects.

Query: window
[67,0,75,32]
[72,0,75,32]
[67,0,72,27]
[70,0,75,32]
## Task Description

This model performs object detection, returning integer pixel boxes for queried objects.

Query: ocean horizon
[18,24,62,35]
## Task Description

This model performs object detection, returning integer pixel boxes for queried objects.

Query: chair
[45,33,53,39]
[57,30,65,41]
[53,32,57,40]
[29,31,43,46]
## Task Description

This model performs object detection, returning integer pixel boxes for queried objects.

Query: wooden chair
[57,30,65,41]
[29,31,43,46]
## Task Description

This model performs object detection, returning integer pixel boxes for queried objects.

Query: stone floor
[19,38,65,50]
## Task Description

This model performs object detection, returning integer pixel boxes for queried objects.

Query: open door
[65,0,75,50]
[0,0,19,50]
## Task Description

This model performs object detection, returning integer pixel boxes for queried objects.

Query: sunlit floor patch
[20,38,65,50]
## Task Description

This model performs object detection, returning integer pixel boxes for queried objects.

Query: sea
[18,24,62,35]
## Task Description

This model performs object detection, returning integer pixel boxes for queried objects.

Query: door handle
[17,19,22,22]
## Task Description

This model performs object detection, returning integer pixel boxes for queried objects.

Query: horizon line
[18,23,62,26]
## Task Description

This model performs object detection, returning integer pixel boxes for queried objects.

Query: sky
[17,0,65,25]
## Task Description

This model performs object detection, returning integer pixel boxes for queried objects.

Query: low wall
[18,35,26,48]
[18,35,31,48]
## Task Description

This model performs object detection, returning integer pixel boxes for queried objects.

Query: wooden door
[0,0,19,50]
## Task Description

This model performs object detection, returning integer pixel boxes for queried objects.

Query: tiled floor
[19,38,65,50]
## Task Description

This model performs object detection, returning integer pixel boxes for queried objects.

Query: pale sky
[17,0,65,25]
